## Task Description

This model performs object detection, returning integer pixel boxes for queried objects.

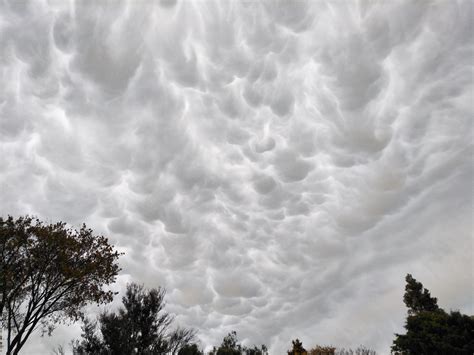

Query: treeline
[1,216,473,354]
[69,284,376,355]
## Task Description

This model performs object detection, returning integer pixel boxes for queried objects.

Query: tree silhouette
[178,344,203,355]
[392,274,474,354]
[403,274,438,315]
[0,216,121,355]
[209,331,268,355]
[288,339,307,355]
[73,283,197,354]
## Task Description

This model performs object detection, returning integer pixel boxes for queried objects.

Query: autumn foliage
[0,216,121,355]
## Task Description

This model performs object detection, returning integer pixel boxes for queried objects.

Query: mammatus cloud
[0,0,472,353]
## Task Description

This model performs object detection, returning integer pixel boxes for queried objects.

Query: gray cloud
[0,0,472,354]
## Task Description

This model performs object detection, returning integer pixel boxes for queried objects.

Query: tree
[209,331,268,355]
[73,282,198,354]
[168,327,200,355]
[177,344,203,355]
[392,274,474,354]
[308,344,335,355]
[287,339,307,355]
[392,309,474,354]
[209,331,241,355]
[335,346,377,355]
[0,216,121,355]
[403,274,438,315]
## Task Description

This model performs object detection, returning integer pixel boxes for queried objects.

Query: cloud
[0,0,472,354]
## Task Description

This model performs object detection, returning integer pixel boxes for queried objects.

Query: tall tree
[0,216,121,355]
[403,274,438,315]
[73,283,198,354]
[392,274,474,354]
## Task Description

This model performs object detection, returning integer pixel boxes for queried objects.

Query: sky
[0,0,472,354]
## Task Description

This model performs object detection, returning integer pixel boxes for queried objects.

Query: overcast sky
[0,0,472,354]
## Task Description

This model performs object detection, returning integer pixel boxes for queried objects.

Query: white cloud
[0,0,472,354]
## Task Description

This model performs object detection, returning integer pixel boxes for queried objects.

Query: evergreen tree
[403,274,438,315]
[392,274,474,354]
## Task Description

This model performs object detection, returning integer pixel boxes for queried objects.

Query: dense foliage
[177,344,204,355]
[402,274,439,315]
[0,216,121,355]
[73,283,198,355]
[392,274,474,354]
